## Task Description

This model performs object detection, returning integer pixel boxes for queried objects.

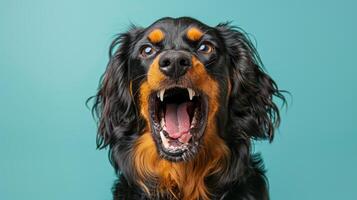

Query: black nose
[159,51,192,78]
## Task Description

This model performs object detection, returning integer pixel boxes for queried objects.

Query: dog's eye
[140,45,156,57]
[197,43,213,54]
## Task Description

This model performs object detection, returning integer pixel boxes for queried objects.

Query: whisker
[132,79,146,98]
[131,74,147,82]
[208,72,229,79]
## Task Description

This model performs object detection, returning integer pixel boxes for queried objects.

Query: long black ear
[217,23,286,141]
[91,26,142,149]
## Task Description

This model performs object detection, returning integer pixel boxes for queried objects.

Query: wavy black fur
[89,17,286,200]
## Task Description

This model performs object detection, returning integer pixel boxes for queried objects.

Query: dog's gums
[149,87,208,161]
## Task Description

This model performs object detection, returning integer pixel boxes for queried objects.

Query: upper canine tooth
[159,89,165,102]
[187,88,195,100]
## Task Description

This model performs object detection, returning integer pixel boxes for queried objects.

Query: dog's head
[91,17,285,198]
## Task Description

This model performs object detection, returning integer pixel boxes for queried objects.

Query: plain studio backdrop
[0,0,356,199]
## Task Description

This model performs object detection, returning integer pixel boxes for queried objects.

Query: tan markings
[227,77,232,103]
[129,81,133,97]
[148,29,165,43]
[186,27,203,41]
[134,55,229,200]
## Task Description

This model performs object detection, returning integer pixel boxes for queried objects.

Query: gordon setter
[91,17,286,200]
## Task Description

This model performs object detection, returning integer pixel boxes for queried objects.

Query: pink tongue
[165,102,190,139]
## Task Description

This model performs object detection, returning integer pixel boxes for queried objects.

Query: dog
[91,17,286,200]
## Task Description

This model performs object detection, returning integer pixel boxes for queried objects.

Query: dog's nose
[159,51,192,79]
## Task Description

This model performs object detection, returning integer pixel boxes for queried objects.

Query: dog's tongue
[165,102,190,139]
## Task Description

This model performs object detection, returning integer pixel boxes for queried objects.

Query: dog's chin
[149,87,208,162]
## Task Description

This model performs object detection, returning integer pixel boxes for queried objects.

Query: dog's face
[92,17,283,198]
[129,18,230,161]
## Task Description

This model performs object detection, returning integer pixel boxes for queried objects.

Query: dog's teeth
[161,110,166,130]
[159,89,165,102]
[187,88,195,100]
[160,115,165,128]
[191,109,198,127]
[160,130,169,148]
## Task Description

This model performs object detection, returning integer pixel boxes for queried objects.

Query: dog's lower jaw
[132,121,230,200]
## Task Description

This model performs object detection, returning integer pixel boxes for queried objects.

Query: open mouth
[149,87,208,161]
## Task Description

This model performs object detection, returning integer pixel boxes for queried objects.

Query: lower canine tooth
[160,116,165,127]
[160,131,169,148]
[191,109,198,126]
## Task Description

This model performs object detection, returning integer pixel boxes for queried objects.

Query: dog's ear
[216,23,286,141]
[91,26,143,149]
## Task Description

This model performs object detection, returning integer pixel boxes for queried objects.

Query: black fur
[89,17,286,200]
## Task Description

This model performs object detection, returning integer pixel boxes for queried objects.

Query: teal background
[1,0,356,199]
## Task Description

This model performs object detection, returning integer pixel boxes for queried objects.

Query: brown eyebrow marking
[186,27,203,41]
[147,29,165,43]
